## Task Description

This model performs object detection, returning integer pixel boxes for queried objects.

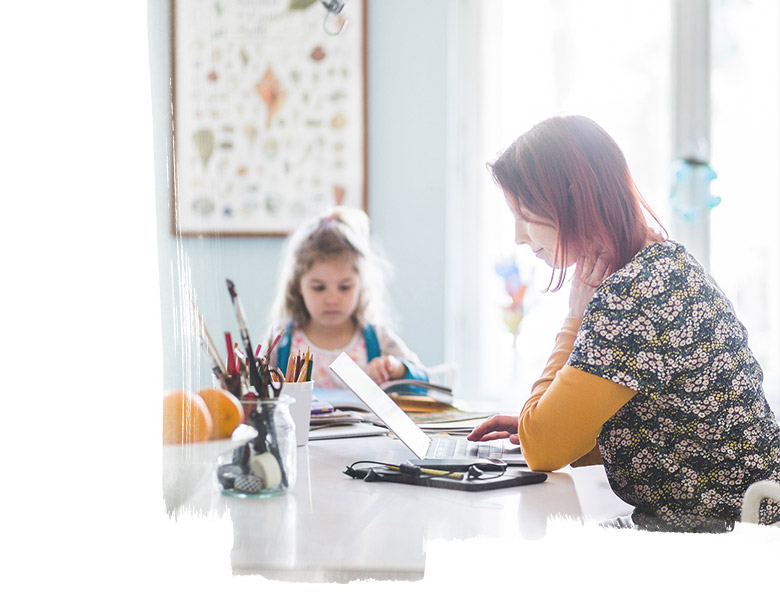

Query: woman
[468,115,780,532]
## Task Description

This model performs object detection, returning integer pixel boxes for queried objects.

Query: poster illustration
[171,0,366,236]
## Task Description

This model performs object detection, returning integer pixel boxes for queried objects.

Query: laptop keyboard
[427,436,504,459]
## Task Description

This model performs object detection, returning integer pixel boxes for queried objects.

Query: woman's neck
[302,319,358,351]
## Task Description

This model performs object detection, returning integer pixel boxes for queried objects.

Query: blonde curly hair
[269,206,393,328]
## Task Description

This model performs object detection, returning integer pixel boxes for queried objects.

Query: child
[266,206,429,389]
[467,115,780,532]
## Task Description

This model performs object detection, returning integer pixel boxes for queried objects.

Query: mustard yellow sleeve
[518,318,636,472]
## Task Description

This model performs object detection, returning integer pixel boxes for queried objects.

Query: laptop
[329,352,527,468]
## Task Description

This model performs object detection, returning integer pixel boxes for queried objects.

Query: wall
[149,0,449,390]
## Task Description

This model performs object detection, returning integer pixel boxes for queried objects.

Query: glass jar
[218,395,297,497]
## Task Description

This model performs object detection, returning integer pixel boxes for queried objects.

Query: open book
[380,379,453,396]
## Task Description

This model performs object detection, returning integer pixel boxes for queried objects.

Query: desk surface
[176,432,632,583]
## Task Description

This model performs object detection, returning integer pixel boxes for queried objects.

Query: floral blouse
[569,241,780,531]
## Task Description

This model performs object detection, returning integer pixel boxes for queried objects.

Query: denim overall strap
[363,323,381,361]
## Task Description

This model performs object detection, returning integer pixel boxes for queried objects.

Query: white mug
[281,381,314,446]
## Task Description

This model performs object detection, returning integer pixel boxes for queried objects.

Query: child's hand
[366,356,406,384]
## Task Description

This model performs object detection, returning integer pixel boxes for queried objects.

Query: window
[447,0,779,413]
[710,0,780,410]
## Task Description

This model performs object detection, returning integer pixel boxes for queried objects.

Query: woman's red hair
[488,115,666,291]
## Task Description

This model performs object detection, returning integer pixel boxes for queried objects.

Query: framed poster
[170,0,367,236]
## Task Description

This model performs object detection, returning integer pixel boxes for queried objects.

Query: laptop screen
[329,352,430,458]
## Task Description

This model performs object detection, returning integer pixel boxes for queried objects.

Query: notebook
[329,352,527,467]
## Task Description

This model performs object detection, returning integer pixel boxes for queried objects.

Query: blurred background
[151,0,778,415]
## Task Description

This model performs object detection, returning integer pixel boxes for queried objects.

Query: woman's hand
[568,252,610,319]
[366,355,406,384]
[467,415,520,445]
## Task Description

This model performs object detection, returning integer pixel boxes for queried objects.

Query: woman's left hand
[568,252,610,318]
[366,355,406,384]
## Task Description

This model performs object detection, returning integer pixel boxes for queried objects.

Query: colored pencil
[298,351,310,382]
[263,328,285,361]
[285,351,296,382]
[225,332,237,376]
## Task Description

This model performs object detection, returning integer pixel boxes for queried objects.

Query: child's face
[300,256,361,329]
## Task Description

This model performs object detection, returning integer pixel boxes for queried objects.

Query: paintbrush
[226,279,266,397]
[190,298,227,379]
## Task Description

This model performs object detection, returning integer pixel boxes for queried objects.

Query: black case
[369,468,547,491]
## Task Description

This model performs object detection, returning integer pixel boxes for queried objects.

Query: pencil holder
[239,392,259,424]
[281,381,313,446]
[218,396,297,497]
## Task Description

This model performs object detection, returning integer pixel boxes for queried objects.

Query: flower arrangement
[495,257,530,347]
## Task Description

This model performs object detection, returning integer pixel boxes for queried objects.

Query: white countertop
[175,432,633,582]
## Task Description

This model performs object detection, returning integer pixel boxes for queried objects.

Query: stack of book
[307,386,493,440]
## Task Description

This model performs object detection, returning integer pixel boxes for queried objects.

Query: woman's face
[504,191,575,269]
